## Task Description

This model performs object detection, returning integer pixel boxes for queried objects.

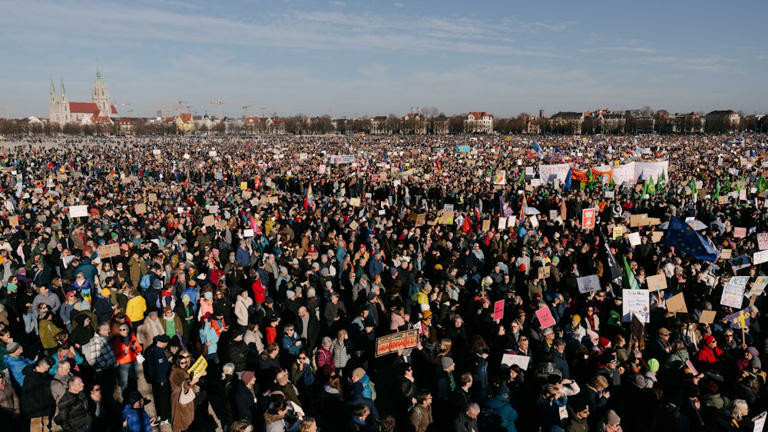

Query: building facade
[464,112,493,134]
[48,72,118,125]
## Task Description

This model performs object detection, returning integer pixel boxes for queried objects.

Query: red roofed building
[48,71,118,125]
[464,111,493,134]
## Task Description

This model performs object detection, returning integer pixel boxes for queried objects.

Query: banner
[538,163,571,184]
[610,162,636,185]
[635,161,669,181]
[329,155,355,165]
[375,329,419,357]
[97,243,121,259]
[456,145,471,153]
[721,276,749,308]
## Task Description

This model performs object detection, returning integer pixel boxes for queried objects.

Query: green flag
[622,256,639,290]
[608,175,616,190]
[758,176,768,194]
[714,178,721,199]
[688,178,698,195]
[648,176,656,195]
[642,179,649,198]
[517,172,524,186]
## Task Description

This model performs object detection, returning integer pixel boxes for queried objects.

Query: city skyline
[1,0,767,118]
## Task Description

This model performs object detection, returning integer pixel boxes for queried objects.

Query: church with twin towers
[48,71,118,125]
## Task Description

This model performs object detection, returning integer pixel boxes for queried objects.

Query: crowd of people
[0,132,766,432]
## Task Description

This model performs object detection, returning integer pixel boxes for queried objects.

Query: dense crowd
[0,132,767,432]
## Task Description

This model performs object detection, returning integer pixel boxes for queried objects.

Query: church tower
[60,79,70,123]
[92,70,111,117]
[48,79,57,123]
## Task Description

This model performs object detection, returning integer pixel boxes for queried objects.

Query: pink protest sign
[493,300,505,321]
[535,306,556,329]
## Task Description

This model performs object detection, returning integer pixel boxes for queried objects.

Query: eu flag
[664,216,718,262]
[532,141,542,156]
[564,169,572,191]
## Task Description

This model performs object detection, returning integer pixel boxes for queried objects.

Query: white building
[48,72,118,125]
[464,111,493,134]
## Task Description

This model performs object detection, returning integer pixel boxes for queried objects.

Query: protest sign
[646,274,667,292]
[719,249,733,260]
[134,203,146,215]
[148,193,158,202]
[349,197,361,207]
[498,216,508,230]
[685,360,699,377]
[613,225,625,240]
[208,205,219,214]
[549,210,558,220]
[748,276,768,298]
[582,208,596,230]
[726,309,750,329]
[667,293,688,313]
[626,232,641,247]
[699,310,717,324]
[501,354,530,370]
[242,229,254,238]
[720,276,749,308]
[538,163,570,184]
[734,227,747,238]
[69,205,88,218]
[754,250,768,265]
[535,307,556,329]
[630,214,649,227]
[577,275,601,294]
[752,411,767,432]
[97,243,121,259]
[758,234,768,250]
[493,300,505,321]
[203,215,215,227]
[482,220,491,232]
[651,231,664,243]
[529,215,539,228]
[622,289,650,323]
[188,356,208,376]
[7,215,19,227]
[538,265,550,279]
[375,329,419,357]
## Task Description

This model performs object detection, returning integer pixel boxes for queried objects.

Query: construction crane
[209,100,235,121]
[242,104,253,118]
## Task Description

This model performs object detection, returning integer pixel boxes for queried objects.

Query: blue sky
[1,0,767,118]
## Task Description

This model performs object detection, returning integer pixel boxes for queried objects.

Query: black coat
[294,314,320,349]
[21,367,55,418]
[233,380,257,422]
[228,340,249,372]
[56,391,93,432]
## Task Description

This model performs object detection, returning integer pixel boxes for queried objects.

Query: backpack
[139,274,151,291]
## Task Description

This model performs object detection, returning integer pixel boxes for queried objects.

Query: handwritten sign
[754,250,768,265]
[646,274,667,292]
[493,300,505,321]
[582,208,596,230]
[748,276,768,298]
[577,275,601,294]
[699,310,717,324]
[501,354,530,370]
[630,214,649,227]
[719,249,733,260]
[721,276,749,309]
[69,205,88,218]
[134,203,146,215]
[97,243,121,259]
[667,292,688,313]
[626,232,641,247]
[651,231,664,243]
[622,289,650,323]
[538,266,550,279]
[188,355,208,376]
[726,309,750,329]
[535,306,556,329]
[375,329,419,357]
[758,233,768,250]
[734,227,747,238]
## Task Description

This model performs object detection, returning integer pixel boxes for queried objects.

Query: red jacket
[696,345,723,365]
[251,279,266,303]
[113,334,142,364]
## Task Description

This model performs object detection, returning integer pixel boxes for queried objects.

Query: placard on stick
[646,274,667,292]
[535,306,556,329]
[699,310,716,324]
[97,243,121,259]
[69,205,88,218]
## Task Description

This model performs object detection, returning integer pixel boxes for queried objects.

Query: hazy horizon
[2,0,767,119]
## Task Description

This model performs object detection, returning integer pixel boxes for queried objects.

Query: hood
[486,395,508,410]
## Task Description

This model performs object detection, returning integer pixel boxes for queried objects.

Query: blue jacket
[485,394,519,432]
[199,323,219,354]
[236,247,250,267]
[282,333,302,355]
[144,344,171,384]
[122,405,153,432]
[5,354,34,386]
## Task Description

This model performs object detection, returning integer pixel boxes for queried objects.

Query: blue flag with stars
[664,216,718,262]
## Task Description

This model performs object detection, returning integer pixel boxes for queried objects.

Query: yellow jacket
[126,296,147,323]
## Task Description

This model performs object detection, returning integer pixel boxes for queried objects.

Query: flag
[516,171,524,186]
[492,171,506,185]
[714,178,721,199]
[622,256,639,290]
[641,179,649,198]
[758,176,768,194]
[608,175,615,190]
[602,232,622,286]
[688,178,698,195]
[304,184,314,212]
[532,141,542,157]
[564,169,572,191]
[656,172,665,191]
[520,193,527,221]
[664,216,718,262]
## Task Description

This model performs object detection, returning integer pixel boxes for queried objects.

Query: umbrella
[659,222,669,230]
[524,207,541,216]
[687,219,707,231]
[709,221,726,236]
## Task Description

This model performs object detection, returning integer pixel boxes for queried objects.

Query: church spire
[49,78,55,96]
[60,79,66,97]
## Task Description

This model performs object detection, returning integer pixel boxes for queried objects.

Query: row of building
[44,73,747,135]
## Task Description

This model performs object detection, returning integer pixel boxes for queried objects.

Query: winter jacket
[55,390,93,431]
[485,394,518,432]
[122,405,153,432]
[144,344,170,384]
[21,367,55,418]
[4,354,34,386]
